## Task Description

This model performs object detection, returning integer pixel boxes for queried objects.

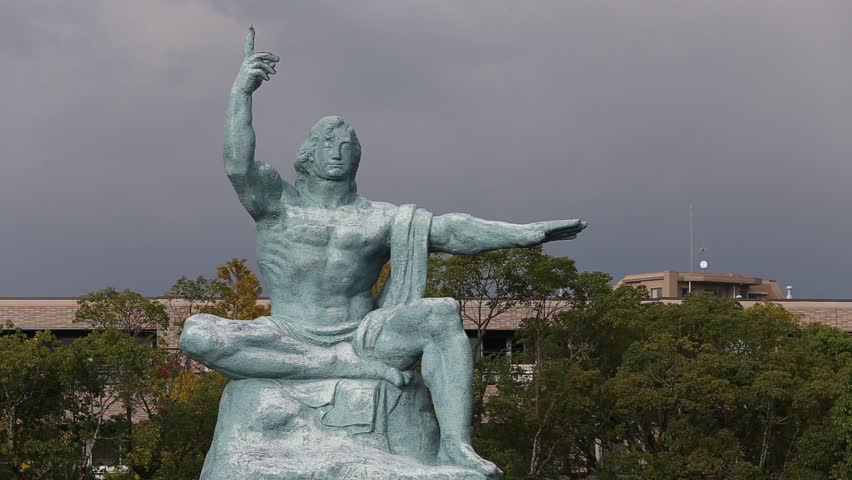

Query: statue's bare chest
[263,205,391,254]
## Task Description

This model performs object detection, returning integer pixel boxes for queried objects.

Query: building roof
[3,295,852,333]
[617,270,776,286]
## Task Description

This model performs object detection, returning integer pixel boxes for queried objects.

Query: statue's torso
[256,197,396,326]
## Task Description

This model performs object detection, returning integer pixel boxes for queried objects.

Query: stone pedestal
[200,376,489,480]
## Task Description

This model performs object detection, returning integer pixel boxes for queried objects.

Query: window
[467,332,513,358]
[482,334,509,357]
[650,288,662,299]
[92,438,119,467]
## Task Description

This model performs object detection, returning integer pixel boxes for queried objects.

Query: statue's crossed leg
[181,297,501,480]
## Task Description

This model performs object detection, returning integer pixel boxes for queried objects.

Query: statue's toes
[438,442,502,479]
[457,471,493,480]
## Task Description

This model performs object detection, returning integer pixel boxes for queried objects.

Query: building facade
[615,270,784,300]
[3,293,852,342]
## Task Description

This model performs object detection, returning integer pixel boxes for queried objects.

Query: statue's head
[295,116,361,189]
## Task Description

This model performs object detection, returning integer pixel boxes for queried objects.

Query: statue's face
[310,128,360,181]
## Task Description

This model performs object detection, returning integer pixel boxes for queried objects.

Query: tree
[827,370,852,479]
[596,297,852,479]
[478,289,852,479]
[58,327,228,480]
[200,258,271,320]
[63,329,158,478]
[428,248,572,441]
[164,275,219,325]
[477,272,627,479]
[123,356,225,480]
[427,247,553,359]
[509,250,579,429]
[75,288,170,338]
[426,247,614,477]
[0,331,75,479]
[128,370,227,479]
[371,261,391,299]
[63,324,230,480]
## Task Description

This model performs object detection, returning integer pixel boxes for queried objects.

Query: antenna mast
[689,203,694,294]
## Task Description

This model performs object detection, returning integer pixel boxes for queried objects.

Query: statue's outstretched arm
[430,213,587,255]
[224,27,289,221]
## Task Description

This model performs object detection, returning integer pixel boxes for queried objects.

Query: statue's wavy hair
[295,116,361,189]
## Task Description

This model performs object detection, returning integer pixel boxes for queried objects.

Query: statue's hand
[333,343,413,388]
[234,26,279,95]
[541,219,588,242]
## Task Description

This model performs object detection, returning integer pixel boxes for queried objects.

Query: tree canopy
[198,258,271,320]
[2,281,230,479]
[75,288,170,337]
[476,290,852,479]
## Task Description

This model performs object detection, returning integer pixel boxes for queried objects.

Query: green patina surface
[179,27,586,480]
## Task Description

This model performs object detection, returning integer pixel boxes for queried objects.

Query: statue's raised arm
[430,213,587,255]
[224,27,288,221]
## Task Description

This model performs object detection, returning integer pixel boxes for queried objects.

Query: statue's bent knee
[426,297,460,318]
[418,298,462,336]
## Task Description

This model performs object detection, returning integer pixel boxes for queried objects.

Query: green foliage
[477,288,852,479]
[1,279,231,479]
[0,331,74,479]
[123,368,227,480]
[0,327,227,480]
[427,246,603,362]
[826,370,852,479]
[2,255,267,479]
[166,276,217,306]
[200,258,271,320]
[165,275,219,321]
[427,248,534,357]
[59,329,159,479]
[430,246,852,479]
[75,287,170,336]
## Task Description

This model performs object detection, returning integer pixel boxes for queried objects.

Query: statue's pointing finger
[244,25,255,59]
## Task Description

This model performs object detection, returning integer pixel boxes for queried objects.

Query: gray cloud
[1,0,850,298]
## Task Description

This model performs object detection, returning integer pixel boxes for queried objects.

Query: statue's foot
[437,436,502,479]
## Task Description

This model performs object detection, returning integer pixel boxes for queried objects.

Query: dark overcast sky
[1,1,851,298]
